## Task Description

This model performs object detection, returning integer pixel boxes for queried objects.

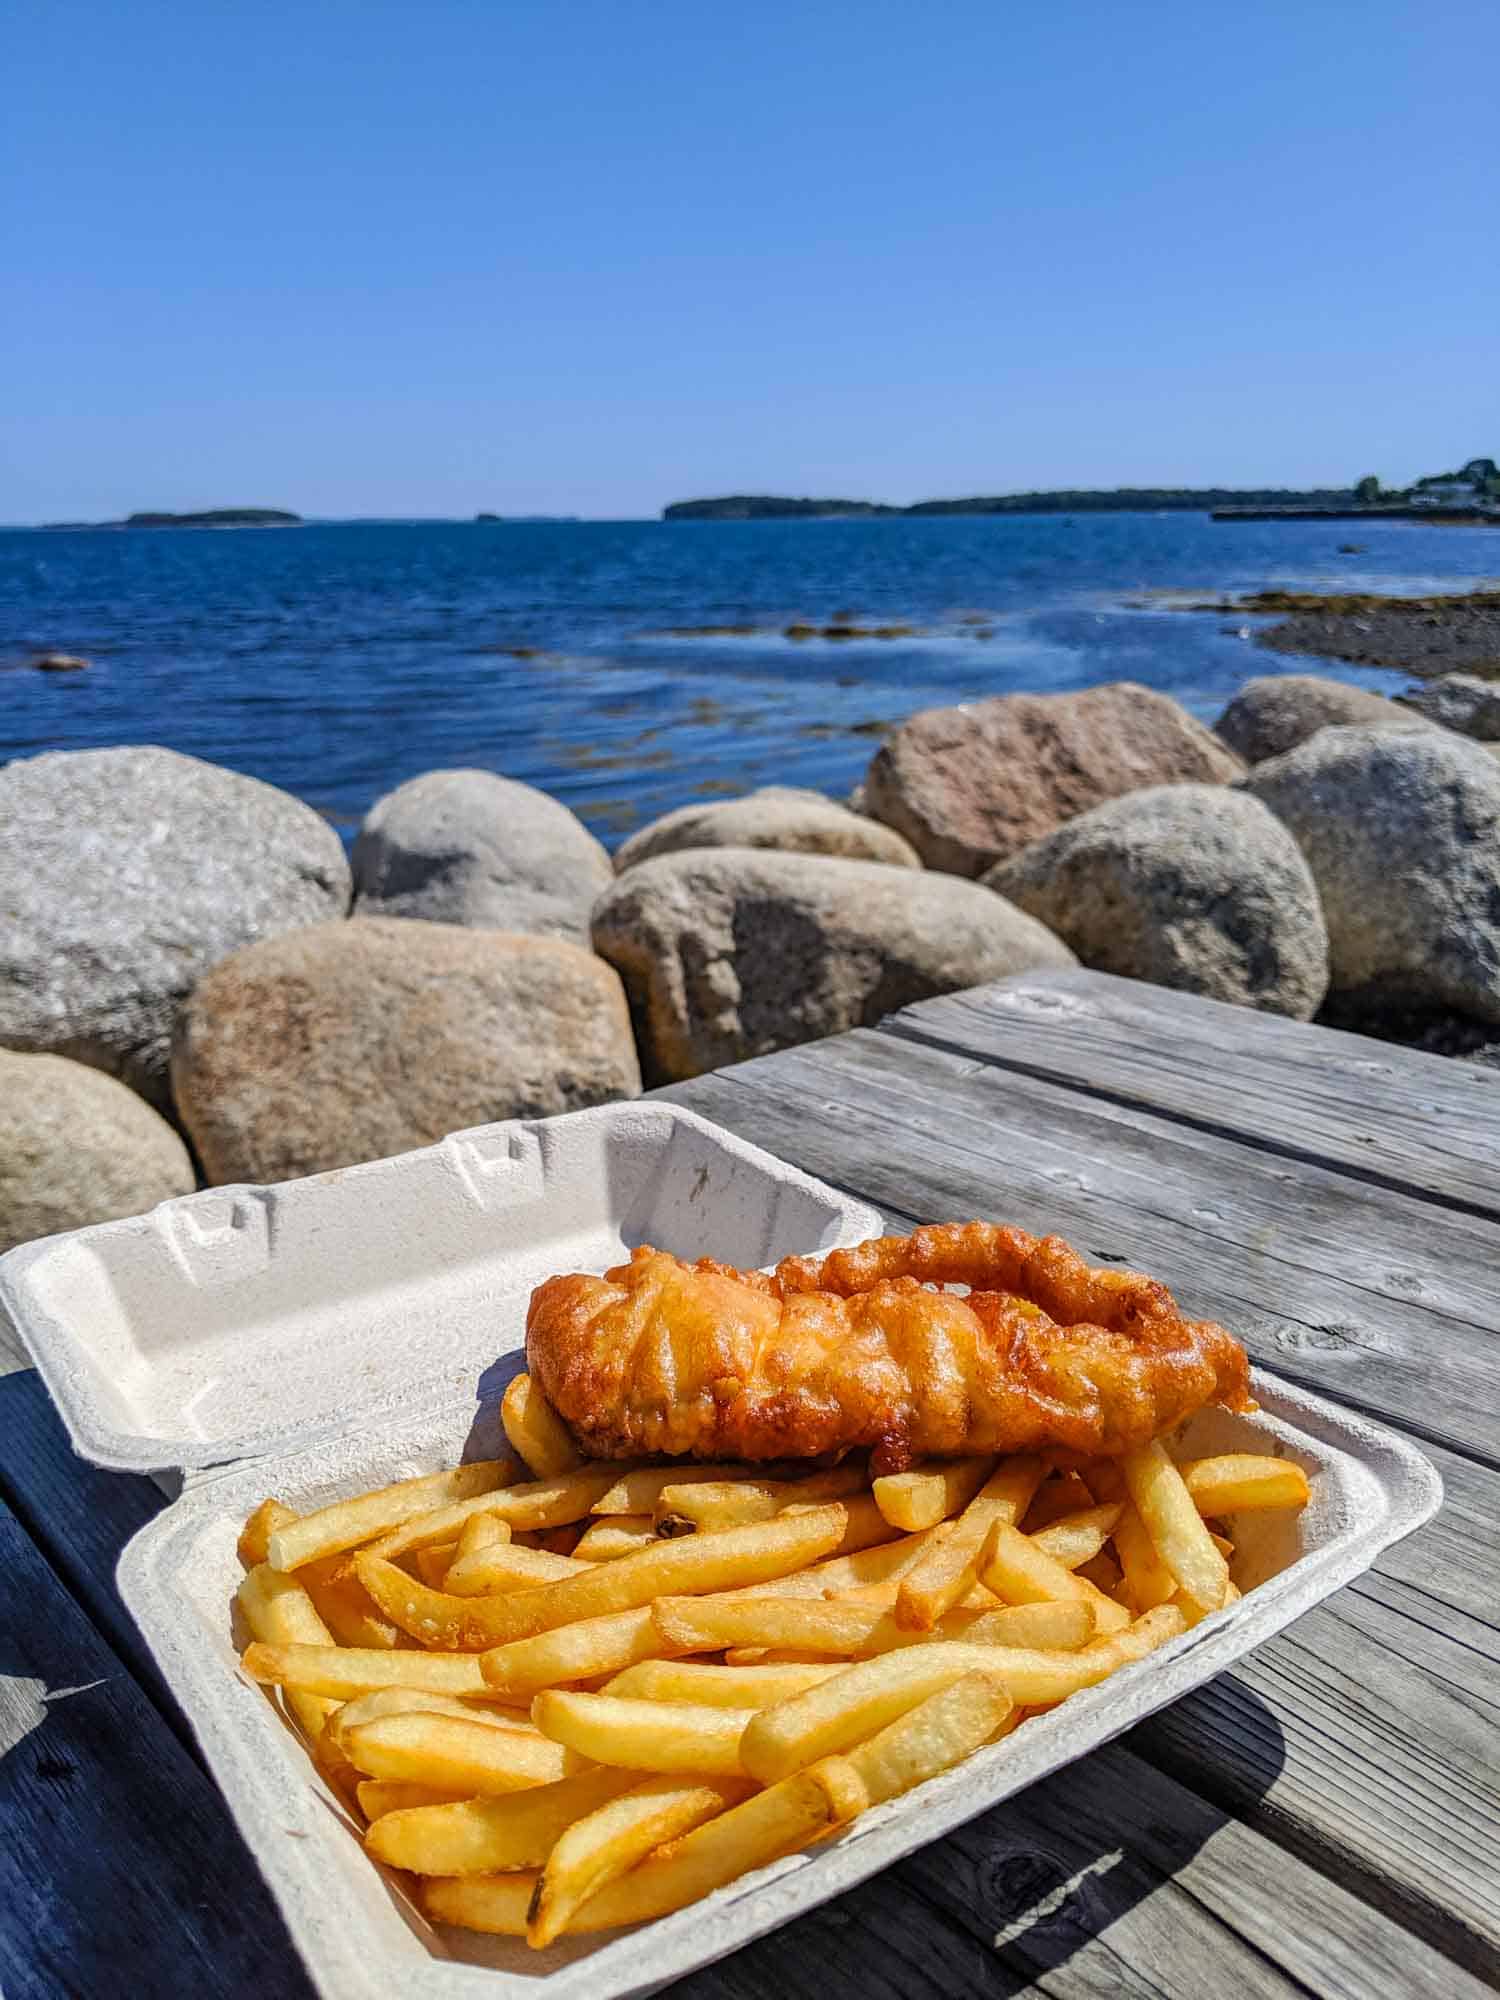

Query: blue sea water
[2,514,1497,846]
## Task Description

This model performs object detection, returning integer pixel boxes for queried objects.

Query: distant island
[39,508,301,531]
[664,460,1500,523]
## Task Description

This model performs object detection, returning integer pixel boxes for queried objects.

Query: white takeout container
[0,1100,1442,2000]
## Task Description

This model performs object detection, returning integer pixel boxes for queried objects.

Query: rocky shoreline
[1189,588,1500,678]
[4,665,1499,1253]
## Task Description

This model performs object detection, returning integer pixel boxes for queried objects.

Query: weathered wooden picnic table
[3,966,1498,2000]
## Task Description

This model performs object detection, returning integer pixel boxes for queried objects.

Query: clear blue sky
[4,0,1495,521]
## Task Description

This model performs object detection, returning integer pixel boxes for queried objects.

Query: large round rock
[590,847,1076,1083]
[352,769,612,945]
[985,785,1329,1018]
[172,918,641,1184]
[614,786,920,874]
[1396,674,1500,741]
[0,1050,196,1254]
[1216,674,1432,764]
[0,747,350,1104]
[864,683,1243,875]
[1243,727,1500,1024]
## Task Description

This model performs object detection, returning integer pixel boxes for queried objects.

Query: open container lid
[0,1100,883,1475]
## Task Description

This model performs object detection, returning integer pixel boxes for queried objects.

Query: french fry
[573,1515,658,1562]
[1173,1579,1242,1629]
[502,1372,584,1479]
[1111,1502,1178,1612]
[453,1512,512,1567]
[893,1599,1095,1654]
[895,1457,1044,1630]
[976,1521,1130,1633]
[296,1555,405,1650]
[837,1670,1016,1808]
[872,1455,995,1532]
[590,1464,767,1516]
[604,1659,846,1707]
[739,1642,1014,1783]
[326,1688,534,1754]
[528,1774,750,1946]
[1122,1441,1229,1615]
[357,1779,475,1818]
[1028,1503,1124,1572]
[1021,1472,1095,1532]
[481,1608,671,1698]
[238,1498,297,1569]
[1178,1455,1311,1516]
[368,1497,517,1564]
[1075,1551,1124,1596]
[366,1765,639,1873]
[418,1506,849,1648]
[532,1690,753,1776]
[242,1640,494,1700]
[822,1494,904,1559]
[415,1543,459,1587]
[652,1592,889,1657]
[267,1461,515,1571]
[236,1564,339,1738]
[656,1466,865,1534]
[423,1765,841,1937]
[731,1523,949,1601]
[444,1543,587,1597]
[344,1710,571,1793]
[1210,1530,1234,1560]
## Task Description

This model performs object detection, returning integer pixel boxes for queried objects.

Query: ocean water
[2,514,1497,847]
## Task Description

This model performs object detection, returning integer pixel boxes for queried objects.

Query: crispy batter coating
[525,1222,1254,1474]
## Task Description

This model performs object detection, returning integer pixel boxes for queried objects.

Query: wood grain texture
[0,1492,314,2000]
[659,1030,1500,1467]
[888,970,1499,1218]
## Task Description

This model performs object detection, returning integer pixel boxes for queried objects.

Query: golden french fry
[444,1543,587,1597]
[423,1765,840,1937]
[428,1506,849,1648]
[502,1372,584,1479]
[453,1511,512,1567]
[872,1455,995,1532]
[1021,1471,1096,1531]
[652,1591,887,1657]
[327,1688,534,1754]
[268,1461,515,1571]
[604,1659,845,1707]
[572,1514,658,1562]
[907,1600,1095,1653]
[1028,1503,1124,1572]
[1178,1455,1311,1516]
[357,1779,475,1818]
[656,1466,866,1534]
[1209,1530,1234,1560]
[367,1764,638,1873]
[415,1543,459,1587]
[242,1640,494,1700]
[895,1457,1044,1630]
[1173,1578,1242,1629]
[528,1774,750,1946]
[480,1607,670,1698]
[236,1563,339,1738]
[822,1494,903,1559]
[590,1464,767,1516]
[1123,1441,1229,1615]
[295,1554,404,1650]
[1075,1551,1123,1596]
[731,1523,950,1601]
[238,1498,297,1569]
[839,1670,1016,1807]
[368,1496,518,1564]
[344,1710,570,1793]
[739,1642,1014,1783]
[532,1689,753,1775]
[1111,1501,1178,1612]
[977,1521,1130,1633]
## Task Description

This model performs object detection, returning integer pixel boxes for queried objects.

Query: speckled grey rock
[985,785,1328,1019]
[864,683,1244,876]
[0,747,351,1105]
[1396,674,1500,740]
[614,787,920,874]
[352,769,611,945]
[591,846,1075,1084]
[172,917,641,1184]
[1243,726,1500,1025]
[0,1050,195,1254]
[1215,674,1433,764]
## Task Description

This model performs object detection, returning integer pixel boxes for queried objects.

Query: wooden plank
[658,1032,1500,1467]
[0,1492,314,2000]
[0,1370,176,1717]
[887,969,1499,1218]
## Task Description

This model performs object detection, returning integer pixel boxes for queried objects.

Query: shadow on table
[666,1689,1289,2000]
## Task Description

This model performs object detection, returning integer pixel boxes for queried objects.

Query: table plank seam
[879,1015,1500,1230]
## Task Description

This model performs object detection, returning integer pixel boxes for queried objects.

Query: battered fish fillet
[525,1222,1253,1474]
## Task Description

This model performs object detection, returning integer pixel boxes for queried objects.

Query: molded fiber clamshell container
[0,1102,1442,2000]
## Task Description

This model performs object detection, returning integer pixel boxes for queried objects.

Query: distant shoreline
[37,508,301,532]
